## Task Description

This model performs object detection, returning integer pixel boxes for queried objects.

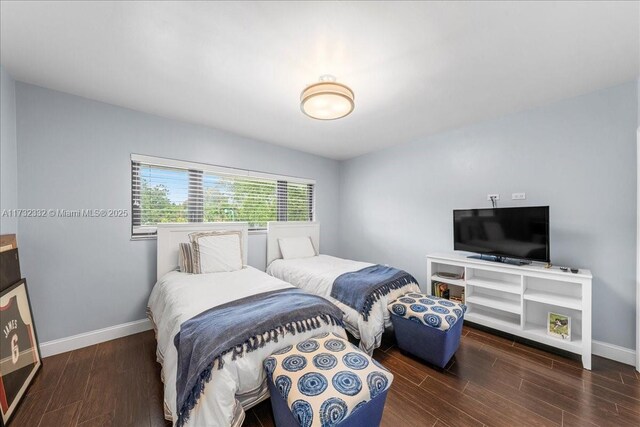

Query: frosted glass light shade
[300,81,354,120]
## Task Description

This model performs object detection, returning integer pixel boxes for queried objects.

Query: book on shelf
[450,290,465,304]
[432,282,466,303]
[433,282,449,299]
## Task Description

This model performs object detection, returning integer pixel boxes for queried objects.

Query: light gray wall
[12,78,639,352]
[15,82,341,342]
[0,65,18,234]
[338,81,638,350]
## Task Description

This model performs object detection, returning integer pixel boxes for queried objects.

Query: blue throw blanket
[331,265,417,321]
[173,288,344,427]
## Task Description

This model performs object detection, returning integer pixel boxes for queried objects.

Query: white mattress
[267,255,420,354]
[147,266,345,427]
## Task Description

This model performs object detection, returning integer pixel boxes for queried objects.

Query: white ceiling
[1,1,638,160]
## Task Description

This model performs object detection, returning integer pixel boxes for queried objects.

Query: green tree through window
[287,183,313,221]
[140,181,188,224]
[132,157,314,237]
[202,178,277,227]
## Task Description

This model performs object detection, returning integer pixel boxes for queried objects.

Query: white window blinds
[131,154,315,238]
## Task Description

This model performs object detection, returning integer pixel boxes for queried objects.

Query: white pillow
[189,231,243,273]
[278,236,316,260]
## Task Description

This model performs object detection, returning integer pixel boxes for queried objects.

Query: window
[131,154,315,238]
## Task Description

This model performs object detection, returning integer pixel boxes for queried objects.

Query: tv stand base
[426,252,593,370]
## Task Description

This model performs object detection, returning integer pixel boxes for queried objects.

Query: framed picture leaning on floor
[0,279,41,426]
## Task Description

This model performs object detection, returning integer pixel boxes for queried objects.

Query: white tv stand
[426,253,592,369]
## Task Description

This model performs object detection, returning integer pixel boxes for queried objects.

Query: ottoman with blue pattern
[388,292,466,368]
[263,332,393,427]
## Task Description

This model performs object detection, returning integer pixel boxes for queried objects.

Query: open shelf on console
[430,274,465,287]
[466,285,521,315]
[523,299,582,352]
[430,261,465,289]
[467,276,521,295]
[521,325,582,352]
[524,276,582,310]
[465,306,521,330]
[523,290,581,310]
[466,294,521,314]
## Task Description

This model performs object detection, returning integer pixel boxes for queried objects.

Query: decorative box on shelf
[426,252,592,370]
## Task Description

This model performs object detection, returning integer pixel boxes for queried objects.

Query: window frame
[130,154,315,240]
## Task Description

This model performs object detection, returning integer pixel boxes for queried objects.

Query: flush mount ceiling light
[300,75,354,120]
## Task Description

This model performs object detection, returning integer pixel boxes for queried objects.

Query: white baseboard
[592,340,636,366]
[38,319,637,368]
[39,318,152,357]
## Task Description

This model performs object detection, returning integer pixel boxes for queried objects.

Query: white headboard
[156,222,249,280]
[266,221,320,267]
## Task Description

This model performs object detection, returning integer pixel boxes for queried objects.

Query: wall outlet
[487,194,500,201]
[512,192,526,200]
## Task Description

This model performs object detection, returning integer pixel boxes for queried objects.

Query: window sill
[131,235,157,241]
[132,228,268,241]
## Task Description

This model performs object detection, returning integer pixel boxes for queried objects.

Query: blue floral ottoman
[388,292,466,368]
[263,332,393,427]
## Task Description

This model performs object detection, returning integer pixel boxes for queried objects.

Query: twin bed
[266,222,420,354]
[147,223,346,426]
[147,221,419,426]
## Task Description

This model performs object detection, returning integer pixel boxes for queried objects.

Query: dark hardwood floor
[11,325,639,426]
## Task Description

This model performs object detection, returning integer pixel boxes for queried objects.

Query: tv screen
[453,206,550,262]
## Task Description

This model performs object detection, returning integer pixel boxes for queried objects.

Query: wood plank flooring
[11,326,639,426]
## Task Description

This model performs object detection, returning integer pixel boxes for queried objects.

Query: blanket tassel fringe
[361,275,418,321]
[176,313,343,427]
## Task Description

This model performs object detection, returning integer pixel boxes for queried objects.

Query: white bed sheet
[266,255,420,354]
[147,266,345,427]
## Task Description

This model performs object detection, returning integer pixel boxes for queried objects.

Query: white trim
[132,226,269,241]
[35,319,637,367]
[131,153,316,185]
[39,319,152,357]
[592,340,637,366]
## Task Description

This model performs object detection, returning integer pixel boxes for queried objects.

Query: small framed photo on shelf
[547,312,571,340]
[0,279,41,426]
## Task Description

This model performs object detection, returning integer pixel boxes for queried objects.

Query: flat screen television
[453,206,550,263]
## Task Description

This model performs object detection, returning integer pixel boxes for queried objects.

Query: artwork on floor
[0,235,17,254]
[547,312,571,341]
[0,279,41,426]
